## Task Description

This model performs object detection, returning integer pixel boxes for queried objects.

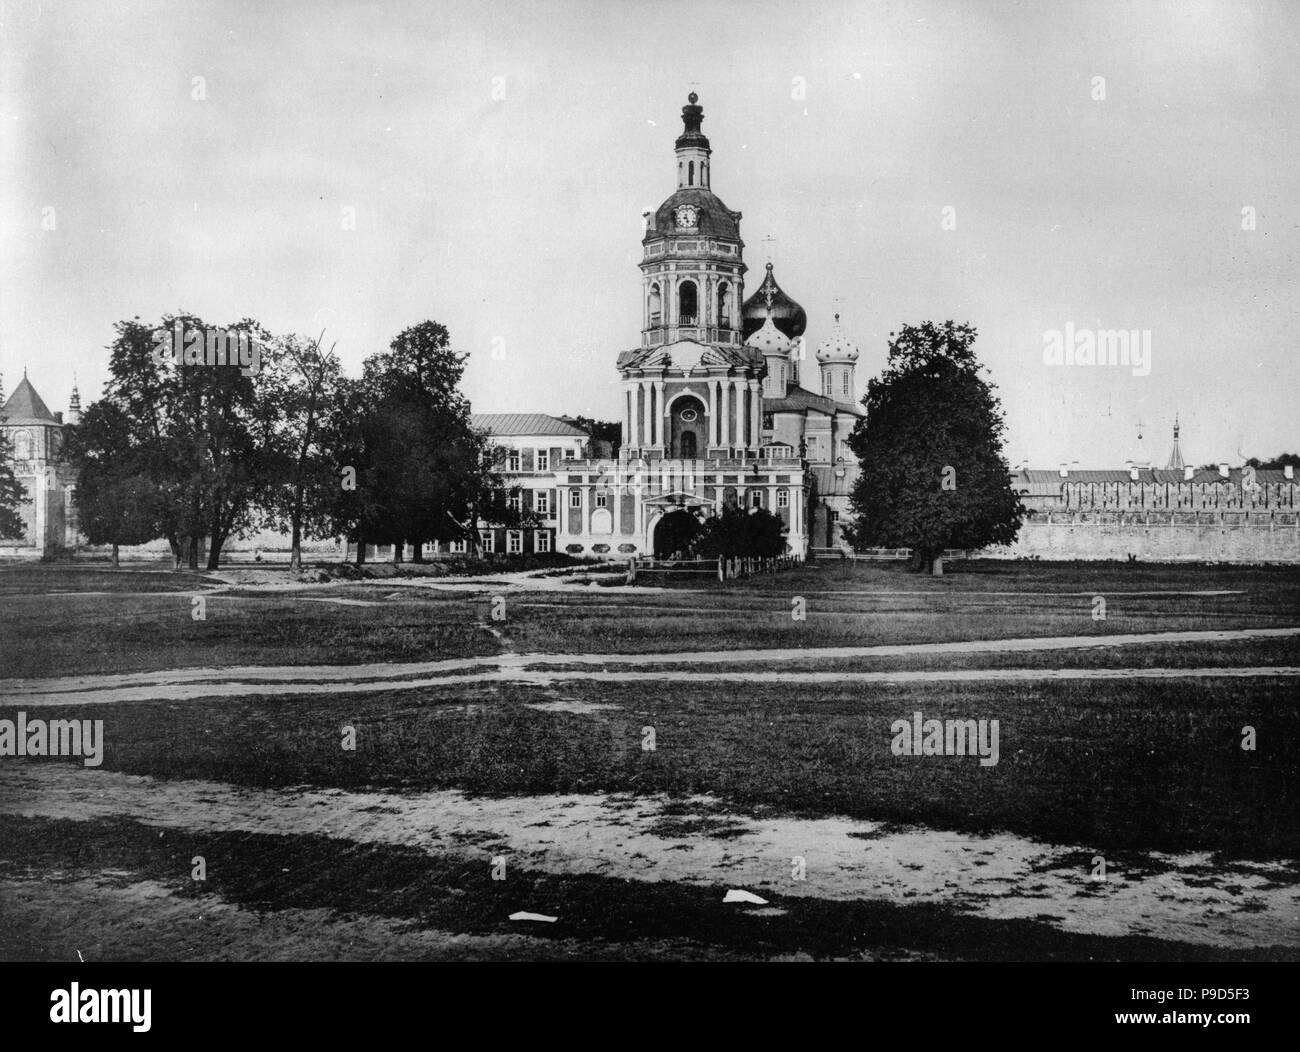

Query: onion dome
[815,313,860,364]
[741,263,807,340]
[744,313,792,356]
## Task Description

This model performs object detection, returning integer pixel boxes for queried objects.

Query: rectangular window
[479,531,494,553]
[535,490,550,515]
[564,448,576,460]
[507,492,521,513]
[450,539,467,554]
[777,489,789,508]
[831,510,840,522]
[596,490,608,508]
[570,489,581,508]
[536,450,549,472]
[535,531,551,553]
[750,490,763,508]
[507,531,522,554]
[507,451,520,472]
[842,372,850,397]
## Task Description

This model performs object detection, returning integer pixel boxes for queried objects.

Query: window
[450,539,467,554]
[831,511,840,523]
[717,281,730,326]
[506,451,520,472]
[507,492,521,513]
[595,489,609,508]
[688,160,694,186]
[535,531,551,553]
[678,281,698,325]
[750,490,763,508]
[777,489,789,509]
[648,283,662,326]
[536,450,549,471]
[570,489,581,508]
[822,373,831,396]
[507,530,522,554]
[842,371,850,397]
[564,448,576,460]
[479,531,494,553]
[535,490,550,515]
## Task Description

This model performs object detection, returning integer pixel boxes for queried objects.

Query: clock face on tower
[674,204,699,229]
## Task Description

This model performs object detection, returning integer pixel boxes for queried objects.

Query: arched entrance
[652,509,701,558]
[669,395,708,460]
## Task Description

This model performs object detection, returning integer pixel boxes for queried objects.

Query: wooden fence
[627,553,803,583]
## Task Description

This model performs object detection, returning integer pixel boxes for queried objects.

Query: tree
[563,415,621,457]
[261,331,343,571]
[0,375,29,540]
[67,401,166,565]
[1244,453,1300,471]
[95,314,280,570]
[695,506,786,559]
[843,321,1023,575]
[328,321,511,565]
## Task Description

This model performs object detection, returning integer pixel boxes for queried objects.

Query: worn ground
[0,558,1296,961]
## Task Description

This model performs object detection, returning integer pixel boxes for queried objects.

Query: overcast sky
[2,0,1297,467]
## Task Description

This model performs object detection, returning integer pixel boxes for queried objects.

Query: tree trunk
[111,543,119,568]
[355,530,366,567]
[909,549,926,573]
[187,535,200,570]
[411,539,424,564]
[393,541,403,564]
[206,537,224,571]
[289,513,302,573]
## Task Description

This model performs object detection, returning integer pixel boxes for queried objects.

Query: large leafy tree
[94,314,279,570]
[329,320,521,564]
[844,321,1023,575]
[67,400,167,565]
[0,375,30,539]
[260,332,343,571]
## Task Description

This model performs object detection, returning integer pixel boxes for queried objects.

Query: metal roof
[471,413,588,438]
[1,376,59,426]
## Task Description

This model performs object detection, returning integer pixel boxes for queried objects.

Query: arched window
[678,281,698,325]
[648,283,662,326]
[688,161,694,186]
[717,281,730,326]
[13,431,32,461]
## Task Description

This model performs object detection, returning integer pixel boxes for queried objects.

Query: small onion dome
[744,313,792,356]
[815,313,860,364]
[741,263,807,340]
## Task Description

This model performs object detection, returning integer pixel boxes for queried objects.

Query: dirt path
[3,765,1294,951]
[2,626,1297,707]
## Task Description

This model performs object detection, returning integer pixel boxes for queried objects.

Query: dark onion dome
[741,263,807,340]
[644,187,742,242]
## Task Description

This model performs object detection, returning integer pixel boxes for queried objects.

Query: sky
[2,0,1297,468]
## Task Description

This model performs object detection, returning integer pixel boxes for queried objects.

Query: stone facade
[0,375,81,556]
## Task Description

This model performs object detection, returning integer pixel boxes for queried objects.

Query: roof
[764,384,864,418]
[1021,467,1295,485]
[811,464,859,497]
[645,187,742,241]
[471,413,588,438]
[1,376,59,426]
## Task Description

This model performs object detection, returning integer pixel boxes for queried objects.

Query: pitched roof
[764,384,865,417]
[811,464,859,497]
[1,376,59,426]
[471,413,588,438]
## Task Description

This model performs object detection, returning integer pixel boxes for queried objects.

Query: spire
[674,91,711,189]
[1165,415,1185,471]
[67,374,82,425]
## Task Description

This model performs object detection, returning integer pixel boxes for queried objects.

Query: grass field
[1,558,1297,961]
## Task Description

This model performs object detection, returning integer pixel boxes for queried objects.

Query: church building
[513,92,868,558]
